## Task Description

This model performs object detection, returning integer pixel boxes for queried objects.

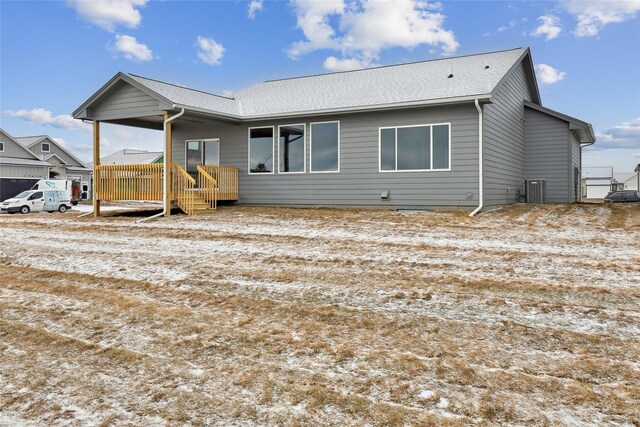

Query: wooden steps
[180,189,216,215]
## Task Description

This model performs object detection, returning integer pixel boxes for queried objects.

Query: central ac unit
[525,179,546,204]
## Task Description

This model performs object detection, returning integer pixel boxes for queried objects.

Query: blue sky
[1,0,639,177]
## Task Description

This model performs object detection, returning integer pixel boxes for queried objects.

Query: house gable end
[73,73,173,121]
[490,48,539,105]
[0,129,42,160]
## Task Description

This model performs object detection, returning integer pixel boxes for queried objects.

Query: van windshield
[15,191,32,198]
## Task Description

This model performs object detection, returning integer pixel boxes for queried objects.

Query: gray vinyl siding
[0,164,49,179]
[172,104,480,208]
[482,62,532,206]
[29,138,84,168]
[570,132,581,201]
[524,108,570,202]
[89,81,165,121]
[0,131,36,159]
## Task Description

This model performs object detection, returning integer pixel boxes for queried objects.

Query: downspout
[579,141,595,201]
[136,108,185,223]
[469,98,484,217]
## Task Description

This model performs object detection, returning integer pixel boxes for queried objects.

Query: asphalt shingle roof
[15,136,45,147]
[127,48,528,118]
[87,149,163,168]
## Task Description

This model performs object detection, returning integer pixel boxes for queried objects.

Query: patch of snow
[418,389,435,399]
[437,397,449,408]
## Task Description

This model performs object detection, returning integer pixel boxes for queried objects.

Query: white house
[582,166,614,199]
[624,164,640,190]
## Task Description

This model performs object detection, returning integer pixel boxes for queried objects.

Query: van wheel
[58,205,67,213]
[20,206,30,215]
[72,201,78,206]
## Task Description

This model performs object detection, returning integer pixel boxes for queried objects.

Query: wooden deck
[93,163,239,215]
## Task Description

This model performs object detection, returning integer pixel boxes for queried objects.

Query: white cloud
[114,128,134,139]
[221,89,235,98]
[595,117,640,149]
[69,0,147,32]
[562,0,640,37]
[535,63,566,85]
[289,0,458,71]
[530,15,562,40]
[5,108,91,132]
[111,34,153,62]
[197,36,225,65]
[323,56,372,71]
[484,19,518,36]
[248,0,263,19]
[496,20,518,33]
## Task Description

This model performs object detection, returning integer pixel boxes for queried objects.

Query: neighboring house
[87,149,163,168]
[624,165,640,190]
[0,129,92,201]
[582,167,616,199]
[72,47,595,216]
[0,129,51,201]
[15,135,92,182]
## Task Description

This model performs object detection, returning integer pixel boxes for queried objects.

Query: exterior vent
[525,179,546,204]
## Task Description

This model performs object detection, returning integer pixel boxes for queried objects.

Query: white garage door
[586,185,610,199]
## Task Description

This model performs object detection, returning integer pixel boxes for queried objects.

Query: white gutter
[173,94,493,122]
[469,98,484,217]
[137,108,185,223]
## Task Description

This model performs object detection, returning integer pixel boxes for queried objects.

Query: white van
[1,189,71,214]
[31,179,81,205]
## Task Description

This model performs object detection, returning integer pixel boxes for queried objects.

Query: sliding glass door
[186,139,220,173]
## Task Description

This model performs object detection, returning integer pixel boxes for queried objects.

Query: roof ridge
[261,47,525,84]
[128,73,236,101]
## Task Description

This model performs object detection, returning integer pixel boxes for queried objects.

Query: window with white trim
[0,142,4,152]
[248,127,274,174]
[379,123,450,171]
[278,124,305,173]
[42,142,50,153]
[310,121,339,173]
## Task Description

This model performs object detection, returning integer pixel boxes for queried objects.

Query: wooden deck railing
[171,163,196,215]
[201,166,239,200]
[196,165,218,209]
[93,163,238,214]
[94,164,163,201]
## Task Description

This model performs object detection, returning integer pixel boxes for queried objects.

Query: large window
[248,127,274,174]
[379,123,450,171]
[278,124,305,173]
[310,121,339,173]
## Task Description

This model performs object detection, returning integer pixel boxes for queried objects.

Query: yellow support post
[93,120,100,217]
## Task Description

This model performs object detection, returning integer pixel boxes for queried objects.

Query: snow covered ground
[0,203,638,425]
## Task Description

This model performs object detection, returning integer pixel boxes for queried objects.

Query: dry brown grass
[0,203,638,425]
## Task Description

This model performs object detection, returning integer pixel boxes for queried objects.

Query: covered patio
[73,73,239,217]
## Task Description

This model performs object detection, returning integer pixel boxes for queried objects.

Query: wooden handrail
[201,166,239,201]
[94,163,163,201]
[92,163,236,214]
[171,163,195,215]
[196,165,218,210]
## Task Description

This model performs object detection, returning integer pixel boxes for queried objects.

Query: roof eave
[524,101,595,143]
[490,48,541,105]
[72,72,174,119]
[176,94,492,122]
